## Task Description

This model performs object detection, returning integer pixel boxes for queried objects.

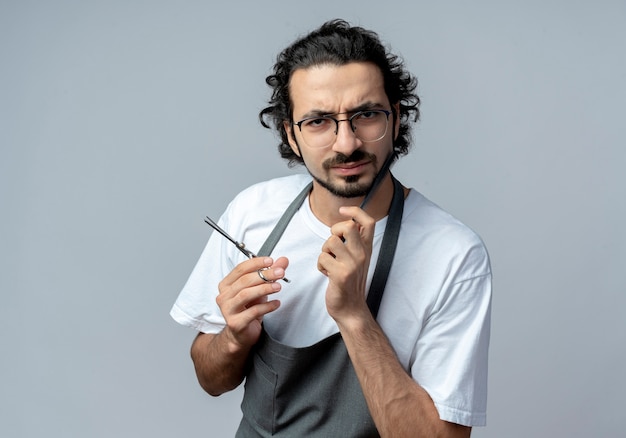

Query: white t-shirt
[171,174,492,427]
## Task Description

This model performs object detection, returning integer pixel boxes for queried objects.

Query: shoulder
[231,174,312,207]
[400,189,491,280]
[402,189,482,240]
[224,174,313,229]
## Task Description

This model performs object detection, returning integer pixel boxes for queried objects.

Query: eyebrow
[298,101,386,120]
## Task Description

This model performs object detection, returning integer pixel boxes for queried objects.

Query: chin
[315,174,372,198]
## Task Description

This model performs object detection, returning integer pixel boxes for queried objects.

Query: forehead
[289,62,388,118]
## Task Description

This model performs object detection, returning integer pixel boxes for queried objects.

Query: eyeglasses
[292,109,391,149]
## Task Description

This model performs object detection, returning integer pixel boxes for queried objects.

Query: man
[171,19,491,437]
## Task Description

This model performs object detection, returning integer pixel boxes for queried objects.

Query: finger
[218,278,282,317]
[257,256,290,283]
[330,219,362,248]
[319,237,359,274]
[328,220,370,262]
[220,257,274,293]
[231,281,282,330]
[322,233,351,260]
[256,266,285,283]
[272,256,290,271]
[317,251,336,277]
[235,256,289,284]
[245,290,282,322]
[338,206,376,240]
[219,256,290,313]
[224,298,281,343]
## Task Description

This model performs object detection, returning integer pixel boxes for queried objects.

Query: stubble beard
[310,150,378,199]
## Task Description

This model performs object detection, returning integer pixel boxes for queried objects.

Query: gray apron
[236,177,404,437]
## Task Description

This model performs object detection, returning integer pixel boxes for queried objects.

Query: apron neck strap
[257,181,313,257]
[366,176,404,318]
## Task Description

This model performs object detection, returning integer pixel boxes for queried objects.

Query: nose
[331,119,361,156]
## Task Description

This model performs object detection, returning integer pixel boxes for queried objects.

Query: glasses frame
[292,109,392,149]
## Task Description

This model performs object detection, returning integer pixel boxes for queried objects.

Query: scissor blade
[203,216,290,283]
[204,217,239,246]
[204,216,255,258]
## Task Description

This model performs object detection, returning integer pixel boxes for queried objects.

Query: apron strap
[257,182,313,257]
[257,176,404,318]
[366,176,404,318]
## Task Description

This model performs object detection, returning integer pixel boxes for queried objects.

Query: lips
[332,160,371,176]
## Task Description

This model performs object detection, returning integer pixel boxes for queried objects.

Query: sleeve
[412,241,492,427]
[169,207,239,334]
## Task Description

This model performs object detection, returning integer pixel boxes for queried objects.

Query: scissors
[204,216,290,283]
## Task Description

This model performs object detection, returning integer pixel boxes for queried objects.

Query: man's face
[285,62,399,198]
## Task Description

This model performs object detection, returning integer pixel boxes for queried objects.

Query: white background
[2,1,625,436]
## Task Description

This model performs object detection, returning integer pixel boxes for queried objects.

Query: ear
[392,102,401,141]
[284,120,301,157]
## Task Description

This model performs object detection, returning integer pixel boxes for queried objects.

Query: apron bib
[236,177,404,437]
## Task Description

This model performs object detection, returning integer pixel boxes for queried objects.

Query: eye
[301,117,332,130]
[354,110,382,124]
[359,111,378,119]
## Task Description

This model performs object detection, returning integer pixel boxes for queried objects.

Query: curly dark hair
[259,19,420,167]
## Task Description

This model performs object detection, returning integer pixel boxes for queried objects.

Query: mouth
[331,160,372,177]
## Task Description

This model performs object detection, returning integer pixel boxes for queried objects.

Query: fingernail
[263,257,273,265]
[274,268,284,277]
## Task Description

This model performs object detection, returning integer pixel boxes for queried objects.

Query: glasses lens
[352,111,389,143]
[296,110,389,148]
[299,117,336,148]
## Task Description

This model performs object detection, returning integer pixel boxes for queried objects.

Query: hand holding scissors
[204,216,290,283]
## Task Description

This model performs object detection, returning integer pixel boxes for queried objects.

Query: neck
[308,174,396,226]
